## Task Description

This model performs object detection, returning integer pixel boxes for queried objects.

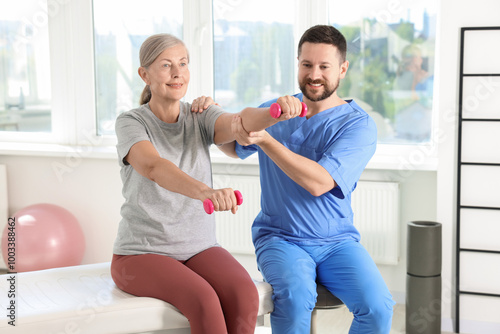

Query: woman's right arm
[126,140,239,213]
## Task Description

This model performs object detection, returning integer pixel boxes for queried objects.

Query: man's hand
[191,96,219,113]
[231,115,270,146]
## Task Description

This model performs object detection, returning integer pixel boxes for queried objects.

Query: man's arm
[231,116,336,197]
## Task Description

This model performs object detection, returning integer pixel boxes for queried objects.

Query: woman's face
[141,43,190,103]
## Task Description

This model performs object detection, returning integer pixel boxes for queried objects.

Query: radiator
[213,175,261,254]
[214,175,400,265]
[351,181,400,265]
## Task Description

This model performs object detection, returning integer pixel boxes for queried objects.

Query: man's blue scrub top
[235,93,377,248]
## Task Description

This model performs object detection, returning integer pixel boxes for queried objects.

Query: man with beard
[221,25,395,334]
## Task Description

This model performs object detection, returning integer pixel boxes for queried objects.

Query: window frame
[0,0,439,171]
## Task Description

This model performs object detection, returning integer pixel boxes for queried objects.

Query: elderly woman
[110,33,302,334]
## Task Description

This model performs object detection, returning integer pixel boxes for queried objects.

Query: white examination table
[0,262,274,334]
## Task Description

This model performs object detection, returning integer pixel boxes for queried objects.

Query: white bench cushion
[0,262,273,334]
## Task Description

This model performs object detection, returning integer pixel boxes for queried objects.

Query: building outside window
[93,0,183,136]
[213,0,297,113]
[329,0,437,144]
[0,0,52,132]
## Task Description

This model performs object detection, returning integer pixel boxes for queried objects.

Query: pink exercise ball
[1,203,85,272]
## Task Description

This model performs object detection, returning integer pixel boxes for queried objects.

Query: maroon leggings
[111,247,259,334]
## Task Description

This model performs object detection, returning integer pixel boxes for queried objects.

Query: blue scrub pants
[255,238,395,334]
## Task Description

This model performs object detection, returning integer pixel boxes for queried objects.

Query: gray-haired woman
[111,33,303,334]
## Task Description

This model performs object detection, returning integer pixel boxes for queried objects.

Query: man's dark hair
[298,25,347,62]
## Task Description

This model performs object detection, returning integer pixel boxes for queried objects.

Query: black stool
[311,283,345,334]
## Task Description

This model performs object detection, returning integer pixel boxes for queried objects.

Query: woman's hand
[202,187,239,214]
[191,96,219,113]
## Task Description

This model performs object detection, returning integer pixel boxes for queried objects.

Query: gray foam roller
[406,274,442,334]
[407,221,442,276]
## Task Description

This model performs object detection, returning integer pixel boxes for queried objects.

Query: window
[1,0,440,170]
[0,0,52,132]
[329,0,437,144]
[213,0,297,112]
[92,0,183,136]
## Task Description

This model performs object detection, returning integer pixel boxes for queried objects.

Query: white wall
[0,155,123,265]
[436,0,500,332]
[372,169,437,301]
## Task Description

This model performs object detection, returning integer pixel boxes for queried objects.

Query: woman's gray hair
[139,34,189,105]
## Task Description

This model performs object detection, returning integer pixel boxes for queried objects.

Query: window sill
[0,142,117,160]
[209,144,439,171]
[0,142,438,171]
[369,144,438,171]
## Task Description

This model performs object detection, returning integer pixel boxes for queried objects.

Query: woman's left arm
[216,141,238,158]
[191,96,241,158]
[190,95,303,147]
[213,95,303,145]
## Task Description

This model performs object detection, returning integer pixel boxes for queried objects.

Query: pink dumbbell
[203,190,243,214]
[269,102,308,119]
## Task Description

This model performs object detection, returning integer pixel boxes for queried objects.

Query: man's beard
[299,78,339,102]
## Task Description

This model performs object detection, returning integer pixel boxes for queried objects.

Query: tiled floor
[255,303,458,333]
[254,304,404,333]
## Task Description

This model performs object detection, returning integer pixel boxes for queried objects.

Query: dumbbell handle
[269,102,308,119]
[203,190,243,214]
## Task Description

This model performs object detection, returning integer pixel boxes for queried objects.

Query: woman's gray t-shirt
[113,102,225,260]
